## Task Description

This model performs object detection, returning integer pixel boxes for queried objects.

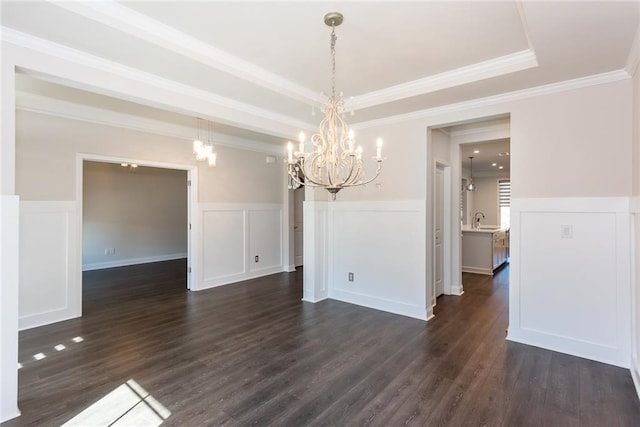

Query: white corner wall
[1,196,20,422]
[631,23,640,397]
[329,201,429,320]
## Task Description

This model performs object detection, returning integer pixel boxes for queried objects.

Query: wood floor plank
[3,260,640,427]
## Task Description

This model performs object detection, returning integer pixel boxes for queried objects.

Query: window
[499,179,511,228]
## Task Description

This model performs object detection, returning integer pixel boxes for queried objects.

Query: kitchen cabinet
[462,227,509,275]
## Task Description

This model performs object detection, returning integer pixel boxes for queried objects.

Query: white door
[434,166,445,297]
[294,188,304,267]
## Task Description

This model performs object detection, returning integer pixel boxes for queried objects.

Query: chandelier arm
[340,156,357,185]
[346,162,382,187]
[289,163,324,188]
[287,170,305,188]
[302,156,330,187]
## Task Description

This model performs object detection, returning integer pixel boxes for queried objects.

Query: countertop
[461,226,509,234]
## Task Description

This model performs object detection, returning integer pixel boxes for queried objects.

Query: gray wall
[82,161,187,270]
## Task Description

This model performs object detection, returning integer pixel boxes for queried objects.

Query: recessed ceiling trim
[50,0,319,105]
[50,0,539,112]
[514,0,536,52]
[354,69,629,130]
[16,92,285,156]
[624,27,640,76]
[1,27,314,135]
[352,49,538,111]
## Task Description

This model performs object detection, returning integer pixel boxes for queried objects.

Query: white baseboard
[462,265,493,275]
[330,288,429,321]
[0,408,21,424]
[82,253,187,271]
[19,306,80,331]
[632,356,640,401]
[284,264,296,272]
[448,287,464,296]
[196,265,283,290]
[507,328,629,368]
[302,296,328,303]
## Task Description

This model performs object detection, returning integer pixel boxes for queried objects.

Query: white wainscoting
[19,201,80,330]
[302,201,329,303]
[508,197,632,368]
[631,197,640,399]
[1,195,20,422]
[325,200,429,320]
[197,203,283,289]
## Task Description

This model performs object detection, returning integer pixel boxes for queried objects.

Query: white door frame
[76,154,198,308]
[433,161,453,298]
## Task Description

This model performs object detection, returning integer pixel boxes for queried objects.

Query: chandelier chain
[330,24,337,100]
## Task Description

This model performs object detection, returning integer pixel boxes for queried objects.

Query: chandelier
[193,118,217,167]
[287,12,384,200]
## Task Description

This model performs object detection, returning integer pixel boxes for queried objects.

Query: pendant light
[466,156,476,192]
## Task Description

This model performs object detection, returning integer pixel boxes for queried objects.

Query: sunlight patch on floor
[61,379,171,426]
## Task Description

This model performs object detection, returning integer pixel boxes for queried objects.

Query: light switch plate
[560,224,573,239]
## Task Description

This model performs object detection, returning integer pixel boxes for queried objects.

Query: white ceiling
[2,1,639,147]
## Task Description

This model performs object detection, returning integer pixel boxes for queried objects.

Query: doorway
[78,156,197,314]
[429,115,511,312]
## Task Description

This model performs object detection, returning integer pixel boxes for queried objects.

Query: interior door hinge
[189,223,192,230]
[187,180,191,187]
[188,267,192,274]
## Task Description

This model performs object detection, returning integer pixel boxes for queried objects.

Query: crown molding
[354,69,630,129]
[1,26,314,135]
[352,49,538,111]
[16,92,286,156]
[50,0,318,105]
[625,27,640,77]
[48,0,539,112]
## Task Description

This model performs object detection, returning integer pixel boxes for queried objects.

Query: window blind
[499,179,511,207]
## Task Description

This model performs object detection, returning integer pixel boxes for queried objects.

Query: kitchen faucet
[473,211,485,229]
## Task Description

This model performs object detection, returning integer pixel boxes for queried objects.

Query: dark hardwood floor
[4,260,640,426]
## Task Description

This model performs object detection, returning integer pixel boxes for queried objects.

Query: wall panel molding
[319,200,429,320]
[19,201,80,330]
[508,197,632,368]
[197,203,284,290]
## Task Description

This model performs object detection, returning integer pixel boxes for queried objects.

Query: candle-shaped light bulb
[356,145,363,160]
[287,141,293,163]
[193,139,203,154]
[376,138,383,158]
